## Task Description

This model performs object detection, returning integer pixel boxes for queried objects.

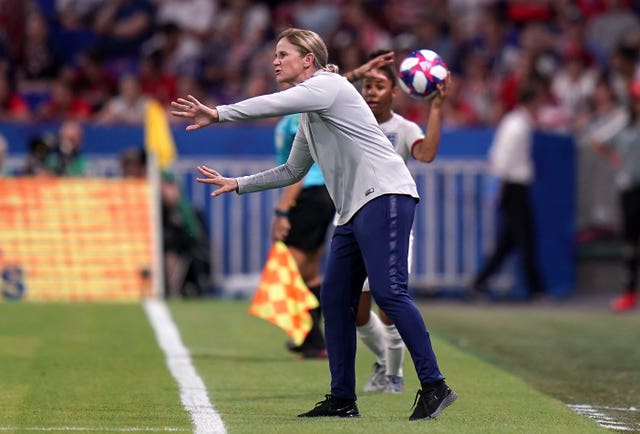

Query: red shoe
[610,293,637,312]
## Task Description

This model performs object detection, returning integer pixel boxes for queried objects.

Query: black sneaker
[298,394,360,418]
[409,383,457,420]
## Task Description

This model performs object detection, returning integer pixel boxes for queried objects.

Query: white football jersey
[379,112,424,163]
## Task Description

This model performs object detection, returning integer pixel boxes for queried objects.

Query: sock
[385,323,405,377]
[356,311,386,366]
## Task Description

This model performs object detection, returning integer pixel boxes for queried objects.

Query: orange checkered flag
[249,241,319,345]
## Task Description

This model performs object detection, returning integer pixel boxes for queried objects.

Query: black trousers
[474,182,543,295]
[620,184,640,292]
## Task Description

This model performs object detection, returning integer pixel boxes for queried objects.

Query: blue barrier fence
[1,122,575,298]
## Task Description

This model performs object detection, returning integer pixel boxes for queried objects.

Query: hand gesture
[348,51,395,82]
[195,165,239,197]
[170,95,219,131]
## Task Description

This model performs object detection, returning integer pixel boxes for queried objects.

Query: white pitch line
[568,404,638,431]
[143,299,226,434]
[571,405,638,412]
[0,428,189,432]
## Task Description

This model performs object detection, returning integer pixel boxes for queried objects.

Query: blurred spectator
[201,0,270,98]
[215,0,271,46]
[333,1,392,55]
[138,50,176,106]
[63,48,117,114]
[45,120,88,176]
[0,74,31,122]
[141,22,202,76]
[553,4,604,69]
[290,0,341,41]
[95,74,148,124]
[35,77,92,121]
[23,120,86,176]
[608,40,640,107]
[455,49,495,126]
[590,79,640,312]
[470,80,546,300]
[119,146,147,178]
[505,0,553,24]
[408,9,456,67]
[55,0,104,30]
[92,0,155,59]
[0,0,36,67]
[0,133,9,176]
[160,170,211,298]
[23,132,57,176]
[154,0,216,42]
[496,50,538,120]
[170,74,216,123]
[118,148,211,297]
[15,10,63,93]
[551,43,599,122]
[439,73,479,128]
[585,0,640,61]
[332,43,367,84]
[575,75,628,237]
[50,2,99,65]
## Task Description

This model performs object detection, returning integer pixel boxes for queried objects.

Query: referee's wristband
[274,209,289,218]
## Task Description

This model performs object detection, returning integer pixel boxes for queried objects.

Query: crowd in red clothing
[0,0,637,132]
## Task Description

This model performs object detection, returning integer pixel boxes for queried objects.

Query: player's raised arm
[412,72,452,163]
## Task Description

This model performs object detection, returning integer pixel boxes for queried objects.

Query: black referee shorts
[285,185,335,252]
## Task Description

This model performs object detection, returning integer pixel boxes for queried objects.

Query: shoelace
[411,389,437,410]
[411,390,422,410]
[314,394,333,408]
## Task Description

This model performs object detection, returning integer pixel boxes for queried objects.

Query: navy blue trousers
[322,194,444,399]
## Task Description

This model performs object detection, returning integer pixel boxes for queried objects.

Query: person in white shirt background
[471,79,545,299]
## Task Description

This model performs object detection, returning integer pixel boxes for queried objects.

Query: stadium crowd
[0,0,637,130]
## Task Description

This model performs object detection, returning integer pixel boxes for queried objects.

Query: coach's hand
[195,165,238,197]
[171,95,219,130]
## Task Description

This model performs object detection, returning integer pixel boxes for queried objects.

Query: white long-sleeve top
[487,106,535,184]
[216,70,419,225]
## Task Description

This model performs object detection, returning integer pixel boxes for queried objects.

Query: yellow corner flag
[249,241,319,346]
[144,99,176,169]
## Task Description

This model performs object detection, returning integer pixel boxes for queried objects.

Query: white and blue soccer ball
[397,49,448,100]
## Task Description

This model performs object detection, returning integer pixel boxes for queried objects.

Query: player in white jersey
[356,50,451,393]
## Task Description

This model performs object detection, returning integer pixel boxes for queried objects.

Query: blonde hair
[277,28,339,74]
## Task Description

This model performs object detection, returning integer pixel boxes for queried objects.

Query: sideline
[143,298,227,434]
[0,428,189,432]
[568,404,638,431]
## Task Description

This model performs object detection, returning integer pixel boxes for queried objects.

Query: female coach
[170,27,456,421]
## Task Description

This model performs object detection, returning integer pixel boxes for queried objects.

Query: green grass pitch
[1,298,638,433]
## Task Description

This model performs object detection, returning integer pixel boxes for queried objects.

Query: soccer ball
[397,49,448,100]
